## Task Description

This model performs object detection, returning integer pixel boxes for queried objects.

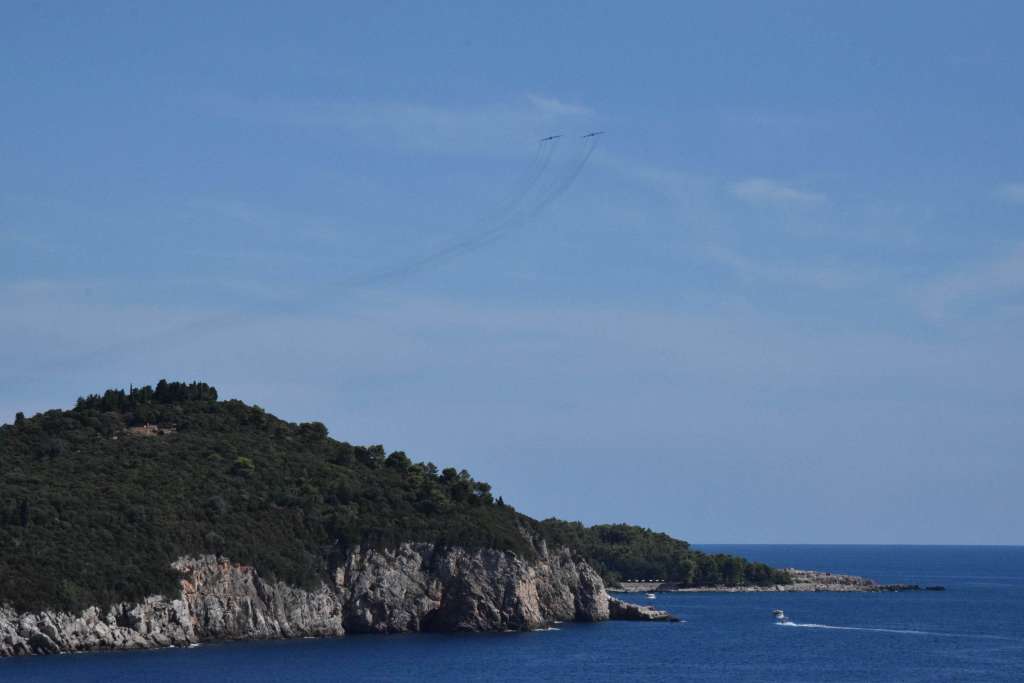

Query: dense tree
[75,381,217,414]
[0,381,788,613]
[539,521,789,588]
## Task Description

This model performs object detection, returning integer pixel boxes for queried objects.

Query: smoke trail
[488,138,560,222]
[2,135,601,386]
[329,137,562,289]
[354,135,600,280]
[470,135,599,252]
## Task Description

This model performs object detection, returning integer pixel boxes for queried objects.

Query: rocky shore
[607,597,680,622]
[0,543,667,657]
[610,569,923,593]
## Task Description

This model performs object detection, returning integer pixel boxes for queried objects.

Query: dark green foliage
[75,381,218,414]
[537,520,791,588]
[0,382,533,613]
[0,380,788,613]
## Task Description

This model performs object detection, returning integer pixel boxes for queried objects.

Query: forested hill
[0,381,788,612]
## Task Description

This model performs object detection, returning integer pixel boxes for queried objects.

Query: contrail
[468,135,600,253]
[501,137,561,214]
[2,134,603,386]
[329,136,563,289]
[357,135,601,278]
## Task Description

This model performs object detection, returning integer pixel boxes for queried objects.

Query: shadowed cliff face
[0,543,609,657]
[337,543,607,633]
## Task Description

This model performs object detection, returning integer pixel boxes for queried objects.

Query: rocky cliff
[1,542,610,657]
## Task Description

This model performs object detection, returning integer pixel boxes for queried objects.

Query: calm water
[3,545,1022,681]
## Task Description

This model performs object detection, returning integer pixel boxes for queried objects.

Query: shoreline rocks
[1,543,613,657]
[607,597,680,622]
[6,553,900,656]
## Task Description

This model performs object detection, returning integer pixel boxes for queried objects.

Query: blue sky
[2,1,1022,543]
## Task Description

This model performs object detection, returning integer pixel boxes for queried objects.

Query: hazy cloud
[731,178,825,205]
[706,245,875,291]
[3,282,1022,543]
[205,93,595,155]
[995,182,1024,203]
[918,242,1024,320]
[525,94,594,117]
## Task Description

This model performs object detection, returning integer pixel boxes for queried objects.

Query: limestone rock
[607,597,679,622]
[0,542,608,657]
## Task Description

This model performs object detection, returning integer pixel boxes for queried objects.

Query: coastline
[3,546,1014,680]
[1,547,681,658]
[608,569,926,593]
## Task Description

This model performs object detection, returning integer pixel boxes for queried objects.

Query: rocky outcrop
[0,543,609,657]
[336,542,607,633]
[607,597,680,622]
[781,569,921,592]
[0,557,345,657]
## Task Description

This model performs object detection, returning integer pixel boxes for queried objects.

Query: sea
[2,545,1022,681]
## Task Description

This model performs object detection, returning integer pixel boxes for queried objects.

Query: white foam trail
[777,621,1018,641]
[778,622,929,636]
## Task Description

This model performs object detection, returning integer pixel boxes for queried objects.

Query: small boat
[773,609,788,621]
[645,593,657,599]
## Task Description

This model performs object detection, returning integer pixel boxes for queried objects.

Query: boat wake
[776,621,1018,641]
[777,621,930,636]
